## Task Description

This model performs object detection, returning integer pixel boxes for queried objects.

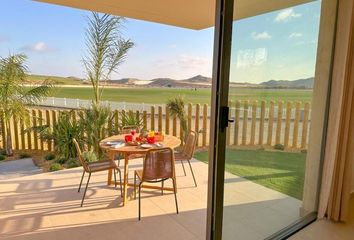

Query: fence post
[38,110,44,150]
[143,111,147,130]
[250,101,257,145]
[275,101,283,145]
[20,118,25,150]
[284,102,292,147]
[267,101,274,146]
[202,104,208,147]
[150,106,155,131]
[195,104,200,146]
[165,106,170,134]
[188,103,192,132]
[234,101,240,145]
[301,102,310,149]
[51,110,57,150]
[64,98,67,107]
[242,101,249,145]
[114,110,119,133]
[259,101,265,146]
[226,101,232,146]
[46,110,52,151]
[158,106,162,132]
[292,102,301,148]
[32,109,38,150]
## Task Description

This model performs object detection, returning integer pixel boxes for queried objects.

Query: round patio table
[100,134,181,205]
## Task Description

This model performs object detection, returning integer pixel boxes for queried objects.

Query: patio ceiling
[36,0,314,30]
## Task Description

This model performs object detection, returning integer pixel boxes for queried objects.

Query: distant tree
[83,12,134,105]
[0,54,52,156]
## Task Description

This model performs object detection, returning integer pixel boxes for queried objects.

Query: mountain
[185,75,212,83]
[259,77,314,89]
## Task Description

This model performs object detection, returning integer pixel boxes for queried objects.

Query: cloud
[152,54,212,78]
[21,42,53,53]
[251,31,272,40]
[274,8,302,22]
[177,54,210,68]
[289,32,303,38]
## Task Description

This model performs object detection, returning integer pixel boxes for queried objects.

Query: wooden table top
[100,134,181,154]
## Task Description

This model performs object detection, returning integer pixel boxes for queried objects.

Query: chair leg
[113,168,117,188]
[117,154,121,167]
[134,172,137,200]
[118,169,123,197]
[181,160,186,176]
[161,180,164,195]
[138,182,142,220]
[78,171,85,192]
[187,160,197,187]
[81,172,91,207]
[172,178,179,214]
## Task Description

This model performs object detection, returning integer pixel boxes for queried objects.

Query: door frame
[206,0,234,239]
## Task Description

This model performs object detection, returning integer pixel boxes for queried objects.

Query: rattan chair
[174,131,198,187]
[134,147,179,220]
[73,139,123,207]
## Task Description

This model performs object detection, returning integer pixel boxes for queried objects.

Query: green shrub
[0,149,6,155]
[40,111,82,160]
[56,158,67,164]
[44,153,56,161]
[82,151,97,163]
[0,155,5,161]
[274,144,285,151]
[66,158,80,168]
[49,163,62,172]
[78,104,115,158]
[19,153,31,159]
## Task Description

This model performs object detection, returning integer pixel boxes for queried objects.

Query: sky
[0,0,321,83]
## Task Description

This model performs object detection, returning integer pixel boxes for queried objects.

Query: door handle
[220,106,231,130]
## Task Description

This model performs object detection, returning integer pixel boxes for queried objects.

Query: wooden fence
[0,100,311,151]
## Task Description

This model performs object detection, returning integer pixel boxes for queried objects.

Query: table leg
[107,152,114,185]
[123,154,129,206]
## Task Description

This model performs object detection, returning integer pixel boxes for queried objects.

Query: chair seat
[87,160,117,172]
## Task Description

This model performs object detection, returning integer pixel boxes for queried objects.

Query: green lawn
[194,149,306,200]
[47,87,312,105]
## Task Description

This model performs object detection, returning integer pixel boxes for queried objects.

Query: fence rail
[0,100,311,151]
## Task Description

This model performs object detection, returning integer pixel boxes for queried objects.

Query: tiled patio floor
[0,158,301,240]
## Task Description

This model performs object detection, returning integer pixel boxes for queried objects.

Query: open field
[46,87,313,105]
[195,149,306,199]
[27,75,85,85]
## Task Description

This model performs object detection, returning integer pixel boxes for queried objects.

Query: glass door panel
[222,1,323,239]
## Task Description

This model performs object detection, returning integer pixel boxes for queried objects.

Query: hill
[26,74,314,89]
[259,77,314,89]
[26,74,86,85]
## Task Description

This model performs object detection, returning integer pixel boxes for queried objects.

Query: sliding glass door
[207,0,337,239]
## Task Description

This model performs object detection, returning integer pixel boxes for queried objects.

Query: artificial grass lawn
[45,87,312,105]
[194,149,306,200]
